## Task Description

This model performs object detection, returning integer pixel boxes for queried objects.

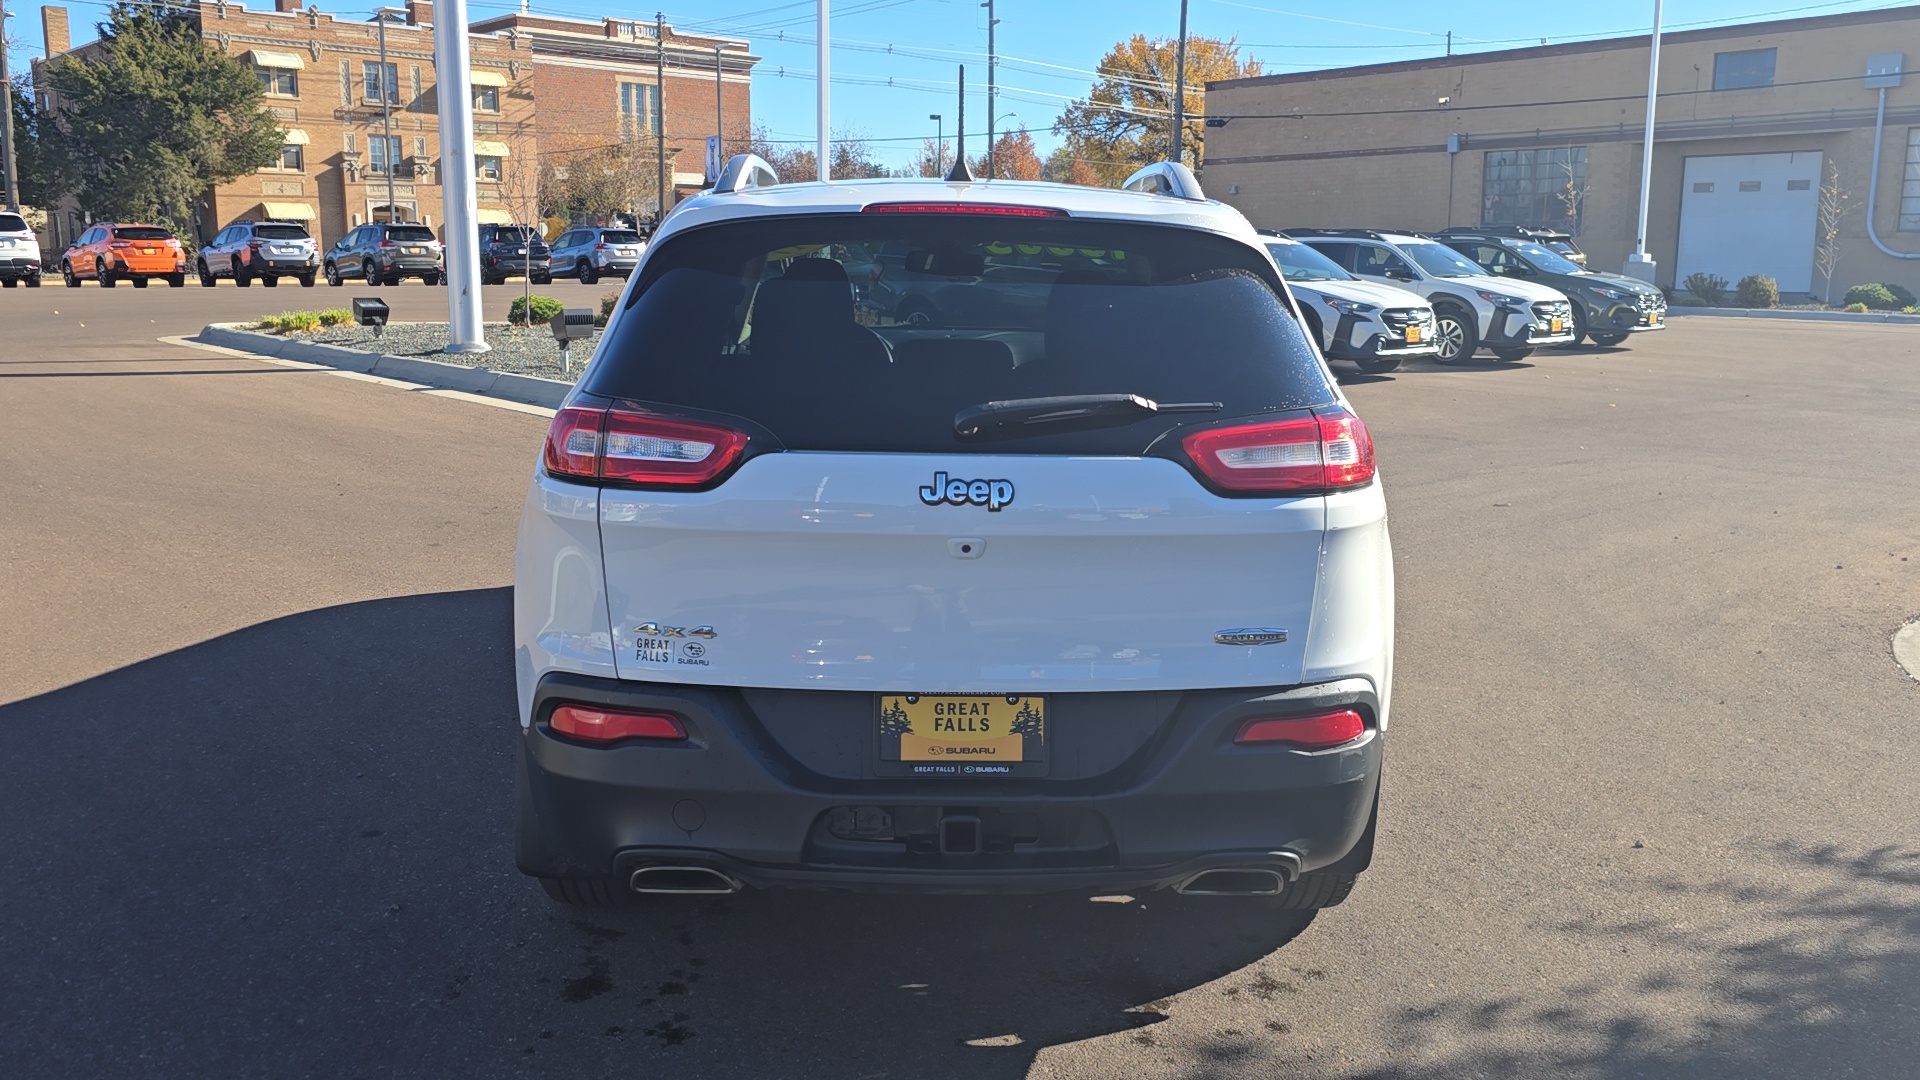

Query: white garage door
[1675,151,1823,293]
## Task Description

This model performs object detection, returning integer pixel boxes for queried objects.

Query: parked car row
[1267,226,1666,370]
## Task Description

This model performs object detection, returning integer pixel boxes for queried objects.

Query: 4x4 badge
[635,623,717,639]
[1214,628,1289,646]
[919,471,1015,512]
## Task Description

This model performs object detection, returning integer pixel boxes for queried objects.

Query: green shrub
[509,294,564,327]
[1844,302,1870,314]
[1905,306,1920,315]
[1843,283,1900,311]
[1734,275,1779,308]
[1681,272,1729,306]
[1885,283,1918,308]
[598,290,621,327]
[316,308,353,327]
[255,308,354,333]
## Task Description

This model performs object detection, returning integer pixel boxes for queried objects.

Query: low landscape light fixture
[352,296,390,338]
[550,307,595,373]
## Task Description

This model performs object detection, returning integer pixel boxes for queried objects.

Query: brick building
[1205,6,1920,298]
[31,2,753,251]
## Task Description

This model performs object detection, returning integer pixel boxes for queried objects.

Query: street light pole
[929,114,942,176]
[1,3,19,213]
[982,0,996,178]
[655,12,667,224]
[433,0,487,352]
[1172,0,1189,168]
[817,0,830,181]
[1626,0,1663,282]
[375,8,404,223]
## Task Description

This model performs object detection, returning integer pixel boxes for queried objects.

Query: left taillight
[549,704,687,744]
[1181,407,1375,495]
[1234,708,1366,749]
[542,405,749,488]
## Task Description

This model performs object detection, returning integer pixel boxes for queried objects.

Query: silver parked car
[198,221,319,288]
[548,226,646,285]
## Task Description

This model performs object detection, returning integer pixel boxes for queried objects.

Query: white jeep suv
[1263,232,1436,374]
[513,159,1392,911]
[1289,229,1575,362]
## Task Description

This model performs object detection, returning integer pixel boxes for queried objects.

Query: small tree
[898,138,954,178]
[971,129,1044,181]
[1812,159,1853,305]
[1554,154,1592,234]
[1053,34,1262,184]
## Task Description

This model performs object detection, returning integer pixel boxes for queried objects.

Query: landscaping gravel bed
[294,321,599,382]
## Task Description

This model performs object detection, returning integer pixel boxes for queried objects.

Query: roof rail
[713,153,779,195]
[1120,162,1206,202]
[1281,227,1385,240]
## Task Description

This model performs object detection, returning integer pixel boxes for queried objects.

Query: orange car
[60,222,189,288]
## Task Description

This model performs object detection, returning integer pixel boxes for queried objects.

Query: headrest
[782,257,851,283]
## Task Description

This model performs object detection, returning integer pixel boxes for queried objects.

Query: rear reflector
[1182,407,1375,494]
[862,202,1069,217]
[543,406,749,487]
[549,704,687,744]
[1234,709,1366,749]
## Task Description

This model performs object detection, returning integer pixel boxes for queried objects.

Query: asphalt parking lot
[2,288,1916,1079]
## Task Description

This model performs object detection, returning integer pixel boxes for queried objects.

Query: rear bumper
[516,671,1384,894]
[0,256,39,279]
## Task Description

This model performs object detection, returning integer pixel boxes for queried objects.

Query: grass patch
[256,309,353,334]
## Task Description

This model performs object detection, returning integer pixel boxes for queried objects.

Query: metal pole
[1625,0,1662,281]
[816,0,829,180]
[1,0,19,212]
[930,114,941,175]
[955,65,965,174]
[433,0,487,352]
[715,44,724,161]
[379,15,397,222]
[1172,0,1188,168]
[984,0,995,178]
[656,13,667,222]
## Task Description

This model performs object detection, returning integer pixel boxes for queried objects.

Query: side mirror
[1386,267,1414,282]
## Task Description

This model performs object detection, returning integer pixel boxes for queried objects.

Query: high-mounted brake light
[1234,708,1366,749]
[1181,407,1375,494]
[862,202,1069,217]
[542,406,749,487]
[549,704,687,744]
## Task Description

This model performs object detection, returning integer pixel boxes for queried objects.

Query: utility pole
[816,0,829,180]
[1625,0,1663,282]
[655,12,667,225]
[954,65,965,177]
[982,0,996,178]
[433,0,486,352]
[2,0,20,212]
[1446,31,1452,58]
[1171,0,1188,168]
[714,44,724,162]
[375,8,404,223]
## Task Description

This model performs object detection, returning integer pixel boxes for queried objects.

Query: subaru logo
[1213,628,1289,646]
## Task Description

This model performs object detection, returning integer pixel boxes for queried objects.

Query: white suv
[513,159,1392,912]
[1290,229,1575,362]
[0,212,42,288]
[1263,232,1436,373]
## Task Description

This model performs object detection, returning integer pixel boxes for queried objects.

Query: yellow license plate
[1404,326,1422,343]
[1646,314,1662,326]
[1550,317,1564,333]
[878,694,1047,775]
[141,248,155,255]
[406,246,424,254]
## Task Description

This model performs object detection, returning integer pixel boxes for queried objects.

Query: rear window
[113,226,173,241]
[254,224,310,240]
[584,213,1334,455]
[386,226,436,242]
[601,230,642,244]
[0,213,27,234]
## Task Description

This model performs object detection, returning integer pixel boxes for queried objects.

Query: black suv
[1436,232,1666,348]
[1436,225,1586,268]
[324,223,444,286]
[477,223,551,285]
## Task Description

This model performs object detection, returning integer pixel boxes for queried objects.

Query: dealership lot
[1,290,1916,1078]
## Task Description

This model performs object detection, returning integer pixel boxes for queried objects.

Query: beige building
[1205,6,1920,298]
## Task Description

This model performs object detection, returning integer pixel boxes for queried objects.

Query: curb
[1666,306,1920,325]
[195,323,572,408]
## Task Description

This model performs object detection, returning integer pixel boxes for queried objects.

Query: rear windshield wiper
[954,394,1221,438]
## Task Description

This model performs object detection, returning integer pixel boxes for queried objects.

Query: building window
[1902,129,1920,232]
[256,66,297,96]
[618,81,660,135]
[477,155,503,181]
[474,86,500,112]
[1482,147,1588,233]
[363,61,400,103]
[1713,48,1776,91]
[277,144,304,171]
[367,135,403,175]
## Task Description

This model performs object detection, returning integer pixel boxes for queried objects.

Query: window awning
[475,208,514,224]
[260,201,317,221]
[246,49,306,71]
[473,140,512,158]
[281,128,310,145]
[468,70,509,87]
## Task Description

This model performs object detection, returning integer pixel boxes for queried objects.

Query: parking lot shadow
[0,589,1313,1079]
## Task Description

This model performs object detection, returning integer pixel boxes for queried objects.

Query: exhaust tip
[1174,868,1288,896]
[629,865,741,895]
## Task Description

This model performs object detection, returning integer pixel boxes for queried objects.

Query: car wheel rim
[1436,318,1465,359]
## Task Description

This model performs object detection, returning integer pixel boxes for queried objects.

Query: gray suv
[198,221,319,288]
[549,226,645,284]
[324,223,444,286]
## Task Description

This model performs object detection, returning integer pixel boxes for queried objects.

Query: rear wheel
[97,259,116,288]
[577,260,598,285]
[25,274,40,288]
[421,272,441,286]
[235,265,252,287]
[197,260,216,287]
[532,271,552,285]
[1354,355,1402,374]
[1431,307,1475,363]
[363,260,378,286]
[1590,332,1629,347]
[167,272,186,288]
[262,274,279,288]
[325,262,343,287]
[1490,346,1533,362]
[131,276,149,288]
[538,876,638,908]
[1,278,14,288]
[298,273,316,288]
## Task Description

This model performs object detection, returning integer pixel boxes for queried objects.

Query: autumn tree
[971,129,1043,181]
[899,137,955,178]
[1053,34,1260,184]
[746,125,887,182]
[1041,146,1105,187]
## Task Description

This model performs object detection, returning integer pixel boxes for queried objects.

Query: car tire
[577,261,598,285]
[97,259,115,288]
[532,272,552,286]
[1565,304,1589,347]
[1354,355,1402,374]
[262,275,279,288]
[1271,872,1358,910]
[166,272,186,288]
[61,261,77,288]
[325,262,342,287]
[363,260,379,286]
[1490,347,1533,362]
[0,278,13,288]
[198,260,217,287]
[538,876,638,908]
[421,272,441,286]
[235,265,251,287]
[25,274,40,288]
[298,273,316,288]
[1590,332,1629,347]
[131,276,149,288]
[1431,306,1475,363]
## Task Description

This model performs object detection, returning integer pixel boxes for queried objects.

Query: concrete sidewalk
[194,322,571,408]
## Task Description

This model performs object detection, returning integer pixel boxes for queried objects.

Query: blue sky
[9,0,1907,172]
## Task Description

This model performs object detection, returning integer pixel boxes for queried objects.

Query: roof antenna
[946,64,974,181]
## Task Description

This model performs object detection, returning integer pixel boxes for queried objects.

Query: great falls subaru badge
[1213,628,1290,646]
[635,623,717,667]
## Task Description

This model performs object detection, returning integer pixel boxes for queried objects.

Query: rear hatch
[569,210,1354,694]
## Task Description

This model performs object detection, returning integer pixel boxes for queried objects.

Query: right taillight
[549,704,687,744]
[1181,407,1375,494]
[1234,708,1366,749]
[542,406,749,488]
